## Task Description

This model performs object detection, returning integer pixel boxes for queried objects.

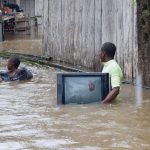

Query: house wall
[43,0,138,82]
[19,0,43,33]
[20,0,35,17]
[35,0,43,26]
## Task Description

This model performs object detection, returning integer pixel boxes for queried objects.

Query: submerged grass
[0,50,83,72]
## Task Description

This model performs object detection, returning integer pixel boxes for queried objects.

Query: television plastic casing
[57,72,110,104]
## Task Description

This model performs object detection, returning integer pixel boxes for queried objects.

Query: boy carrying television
[99,42,123,104]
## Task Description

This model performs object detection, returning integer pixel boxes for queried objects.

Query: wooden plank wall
[35,0,43,16]
[42,0,49,54]
[43,0,138,81]
[8,0,43,18]
[19,0,43,32]
[35,0,44,33]
[20,0,35,17]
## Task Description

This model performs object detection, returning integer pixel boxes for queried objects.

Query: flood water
[0,29,150,150]
[0,59,150,150]
[0,27,42,56]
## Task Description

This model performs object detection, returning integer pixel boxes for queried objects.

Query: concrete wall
[43,0,138,82]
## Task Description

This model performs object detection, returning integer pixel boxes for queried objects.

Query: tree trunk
[137,0,150,86]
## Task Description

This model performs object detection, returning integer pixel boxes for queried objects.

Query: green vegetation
[0,51,82,72]
[142,10,150,17]
[131,0,137,5]
[0,51,41,66]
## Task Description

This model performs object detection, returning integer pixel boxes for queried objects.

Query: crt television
[57,72,110,104]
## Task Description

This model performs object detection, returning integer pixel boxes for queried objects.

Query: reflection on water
[135,73,143,108]
[0,60,150,150]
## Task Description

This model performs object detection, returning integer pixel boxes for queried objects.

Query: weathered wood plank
[61,0,75,63]
[25,0,30,16]
[94,0,102,71]
[47,0,62,60]
[101,0,117,44]
[115,0,124,73]
[34,0,44,34]
[30,0,35,17]
[74,0,83,66]
[35,0,43,16]
[20,0,35,17]
[42,0,49,55]
[81,0,95,68]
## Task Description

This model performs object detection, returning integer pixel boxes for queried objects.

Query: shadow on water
[0,59,150,150]
[135,73,143,108]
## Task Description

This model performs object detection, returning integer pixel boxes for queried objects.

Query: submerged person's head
[100,42,116,62]
[7,56,20,73]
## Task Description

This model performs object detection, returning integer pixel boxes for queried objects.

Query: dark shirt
[0,68,33,81]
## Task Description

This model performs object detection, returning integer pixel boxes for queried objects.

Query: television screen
[57,73,110,104]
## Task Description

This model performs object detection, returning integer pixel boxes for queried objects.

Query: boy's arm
[101,87,120,104]
[101,68,122,103]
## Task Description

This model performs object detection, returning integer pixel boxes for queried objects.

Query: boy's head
[7,56,20,73]
[100,42,116,62]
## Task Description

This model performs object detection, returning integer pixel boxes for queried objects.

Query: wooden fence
[19,0,43,17]
[20,0,35,17]
[44,0,138,81]
[20,0,43,30]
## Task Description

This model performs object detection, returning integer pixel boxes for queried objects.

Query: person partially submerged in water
[0,56,33,81]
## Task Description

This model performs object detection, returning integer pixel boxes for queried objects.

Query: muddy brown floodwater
[0,28,43,56]
[0,59,150,150]
[0,30,150,149]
